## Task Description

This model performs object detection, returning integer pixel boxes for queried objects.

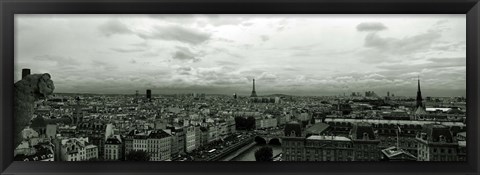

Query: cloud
[427,57,465,65]
[376,60,464,74]
[335,76,354,82]
[210,48,244,59]
[110,47,145,53]
[288,43,321,50]
[91,60,117,71]
[141,51,161,58]
[33,55,80,65]
[365,31,441,54]
[207,17,246,26]
[431,41,465,51]
[291,52,312,57]
[15,15,465,96]
[216,60,239,66]
[194,15,247,27]
[98,20,132,37]
[356,22,388,32]
[241,22,254,26]
[138,25,211,45]
[176,66,192,75]
[257,72,278,82]
[260,35,270,42]
[172,46,201,62]
[434,20,449,26]
[364,73,385,79]
[277,19,288,31]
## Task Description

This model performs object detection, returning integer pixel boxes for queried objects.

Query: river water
[231,144,282,161]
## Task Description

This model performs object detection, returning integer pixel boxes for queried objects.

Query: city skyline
[15,14,466,96]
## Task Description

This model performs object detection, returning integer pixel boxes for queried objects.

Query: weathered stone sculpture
[14,73,55,147]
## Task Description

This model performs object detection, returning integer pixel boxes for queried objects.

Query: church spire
[250,78,257,97]
[417,76,421,91]
[416,76,423,108]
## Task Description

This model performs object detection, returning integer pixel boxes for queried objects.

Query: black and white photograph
[13,14,466,162]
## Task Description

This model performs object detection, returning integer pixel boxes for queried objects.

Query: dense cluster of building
[14,77,467,161]
[281,78,467,161]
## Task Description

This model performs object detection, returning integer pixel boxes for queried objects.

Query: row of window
[133,143,170,148]
[284,141,303,147]
[68,155,86,161]
[104,154,118,160]
[306,142,352,148]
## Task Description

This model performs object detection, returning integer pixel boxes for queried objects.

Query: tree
[235,117,246,130]
[254,146,273,161]
[255,136,267,145]
[126,150,151,161]
[268,138,281,146]
[246,116,256,130]
[235,116,256,130]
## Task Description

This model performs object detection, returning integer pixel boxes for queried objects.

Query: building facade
[304,135,354,161]
[416,124,459,161]
[104,135,123,161]
[146,130,172,161]
[185,126,196,153]
[85,145,98,160]
[349,122,380,161]
[55,137,89,161]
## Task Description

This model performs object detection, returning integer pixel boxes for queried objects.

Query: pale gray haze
[15,14,466,97]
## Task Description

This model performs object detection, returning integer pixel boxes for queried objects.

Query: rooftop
[306,123,330,135]
[381,146,416,160]
[306,135,351,141]
[85,144,97,149]
[148,130,171,139]
[325,118,465,127]
[458,141,466,147]
[418,124,455,143]
[284,122,302,137]
[350,122,376,140]
[105,136,122,144]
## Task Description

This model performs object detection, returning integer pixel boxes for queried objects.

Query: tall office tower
[146,89,152,101]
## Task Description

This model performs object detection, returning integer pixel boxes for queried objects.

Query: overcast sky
[15,14,466,97]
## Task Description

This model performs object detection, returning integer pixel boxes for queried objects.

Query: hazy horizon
[15,14,466,97]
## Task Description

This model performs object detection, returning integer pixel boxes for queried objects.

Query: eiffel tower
[250,79,257,97]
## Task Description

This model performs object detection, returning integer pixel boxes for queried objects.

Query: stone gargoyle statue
[14,73,55,147]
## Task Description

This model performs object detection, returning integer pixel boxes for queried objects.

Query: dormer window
[439,135,446,143]
[421,133,427,140]
[290,131,296,137]
[363,132,369,140]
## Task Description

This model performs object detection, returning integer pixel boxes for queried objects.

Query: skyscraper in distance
[146,89,152,100]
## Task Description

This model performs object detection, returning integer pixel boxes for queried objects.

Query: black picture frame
[1,0,479,174]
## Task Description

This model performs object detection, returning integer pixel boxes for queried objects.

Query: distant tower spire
[250,79,257,97]
[416,76,423,108]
